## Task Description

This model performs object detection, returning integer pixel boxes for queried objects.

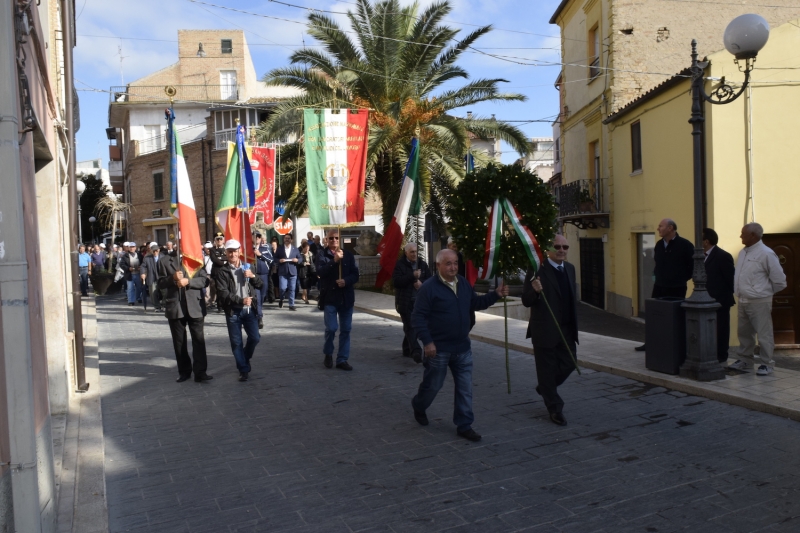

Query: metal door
[579,237,605,309]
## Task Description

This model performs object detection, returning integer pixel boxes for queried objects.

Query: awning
[142,217,177,227]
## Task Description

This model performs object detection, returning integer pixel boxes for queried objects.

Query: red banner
[249,146,276,226]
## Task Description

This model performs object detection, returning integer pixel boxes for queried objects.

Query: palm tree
[257,0,530,228]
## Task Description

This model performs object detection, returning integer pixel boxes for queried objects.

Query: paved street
[98,296,800,533]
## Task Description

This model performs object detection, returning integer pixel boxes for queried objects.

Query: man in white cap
[118,241,143,306]
[215,239,263,382]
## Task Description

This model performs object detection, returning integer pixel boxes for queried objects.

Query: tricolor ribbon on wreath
[479,198,581,393]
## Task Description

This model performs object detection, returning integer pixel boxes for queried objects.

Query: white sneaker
[757,365,773,376]
[728,360,750,371]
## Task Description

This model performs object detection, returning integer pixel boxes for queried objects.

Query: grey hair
[436,248,457,263]
[745,222,764,239]
[404,242,418,252]
[665,218,677,231]
[446,236,454,244]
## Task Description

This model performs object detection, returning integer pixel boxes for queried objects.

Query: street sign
[274,216,293,235]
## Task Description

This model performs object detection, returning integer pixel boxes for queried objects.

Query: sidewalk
[354,290,800,422]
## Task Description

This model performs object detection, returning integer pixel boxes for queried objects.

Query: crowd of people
[74,217,786,441]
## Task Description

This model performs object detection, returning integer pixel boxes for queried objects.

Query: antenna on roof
[117,45,129,85]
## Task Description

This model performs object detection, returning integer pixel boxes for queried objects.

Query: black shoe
[413,409,429,426]
[634,344,646,352]
[268,298,275,304]
[457,428,482,442]
[258,318,264,329]
[412,353,422,364]
[402,351,412,358]
[549,412,567,426]
[194,373,213,383]
[278,298,284,308]
[535,385,542,396]
[128,302,134,306]
[324,354,333,369]
[336,361,353,371]
[238,372,249,382]
[176,374,191,383]
[289,306,296,311]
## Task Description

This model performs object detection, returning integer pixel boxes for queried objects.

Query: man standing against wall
[702,228,736,363]
[729,223,787,376]
[635,218,694,351]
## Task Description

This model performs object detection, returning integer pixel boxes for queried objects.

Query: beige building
[549,0,800,315]
[108,30,300,243]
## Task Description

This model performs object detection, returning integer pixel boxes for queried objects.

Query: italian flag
[304,109,369,226]
[215,142,254,262]
[480,198,543,280]
[170,125,203,278]
[375,137,421,288]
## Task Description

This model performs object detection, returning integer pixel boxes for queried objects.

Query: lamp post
[77,179,85,244]
[680,14,770,381]
[88,216,97,243]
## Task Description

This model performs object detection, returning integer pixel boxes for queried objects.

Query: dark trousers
[717,305,732,363]
[79,267,89,296]
[652,285,687,299]
[533,339,577,415]
[168,316,208,377]
[398,310,420,358]
[256,273,270,318]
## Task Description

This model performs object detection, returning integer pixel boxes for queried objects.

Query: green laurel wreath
[446,163,559,279]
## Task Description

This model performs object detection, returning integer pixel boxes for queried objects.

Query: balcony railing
[553,178,609,229]
[137,124,208,156]
[110,84,241,104]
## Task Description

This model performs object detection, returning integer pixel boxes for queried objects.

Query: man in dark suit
[635,218,694,351]
[703,228,736,363]
[253,232,274,328]
[392,242,432,363]
[274,233,302,310]
[140,243,163,312]
[522,234,579,426]
[157,253,212,383]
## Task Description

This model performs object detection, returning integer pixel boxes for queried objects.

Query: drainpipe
[0,1,43,531]
[62,0,87,391]
[208,139,215,231]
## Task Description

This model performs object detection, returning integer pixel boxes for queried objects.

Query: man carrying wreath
[522,234,578,426]
[411,248,509,442]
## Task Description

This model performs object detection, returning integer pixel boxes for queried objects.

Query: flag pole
[338,225,342,279]
[236,118,249,263]
[165,88,182,260]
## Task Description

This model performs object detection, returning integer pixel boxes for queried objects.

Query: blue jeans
[412,349,474,432]
[225,307,260,373]
[126,276,143,303]
[324,304,353,364]
[279,275,297,307]
[79,267,89,296]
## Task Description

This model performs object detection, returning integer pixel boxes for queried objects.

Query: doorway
[579,238,605,309]
[637,233,656,317]
[154,228,168,247]
[762,234,800,345]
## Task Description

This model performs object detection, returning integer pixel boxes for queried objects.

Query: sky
[74,0,565,166]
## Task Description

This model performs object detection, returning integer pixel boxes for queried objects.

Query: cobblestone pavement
[97,296,800,533]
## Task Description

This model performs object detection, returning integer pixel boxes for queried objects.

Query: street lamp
[680,14,770,382]
[88,216,97,244]
[76,180,86,244]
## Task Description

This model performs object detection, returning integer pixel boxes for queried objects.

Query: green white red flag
[303,109,369,226]
[480,198,543,279]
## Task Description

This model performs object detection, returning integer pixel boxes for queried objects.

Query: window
[221,39,233,54]
[631,121,642,172]
[153,171,164,201]
[141,125,162,153]
[555,138,560,162]
[589,25,600,79]
[220,70,237,100]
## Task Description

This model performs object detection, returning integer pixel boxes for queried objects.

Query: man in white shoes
[728,223,787,376]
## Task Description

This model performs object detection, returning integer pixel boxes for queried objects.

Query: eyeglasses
[328,236,339,240]
[553,245,569,250]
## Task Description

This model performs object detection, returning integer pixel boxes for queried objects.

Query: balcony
[214,127,256,150]
[109,84,241,104]
[108,160,123,177]
[553,178,609,229]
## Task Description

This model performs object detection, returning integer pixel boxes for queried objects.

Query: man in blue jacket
[411,249,508,442]
[274,233,302,310]
[316,229,359,370]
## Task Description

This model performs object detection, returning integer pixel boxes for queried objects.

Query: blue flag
[235,125,256,208]
[166,108,178,215]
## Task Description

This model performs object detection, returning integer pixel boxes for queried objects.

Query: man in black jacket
[392,242,431,363]
[157,253,212,383]
[216,239,263,382]
[118,242,144,306]
[635,218,694,351]
[522,234,579,426]
[253,232,274,327]
[703,228,736,363]
[316,229,359,371]
[274,233,302,310]
[140,243,162,312]
[208,232,228,312]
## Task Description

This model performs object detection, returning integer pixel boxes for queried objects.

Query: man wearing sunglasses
[316,229,360,370]
[522,234,579,426]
